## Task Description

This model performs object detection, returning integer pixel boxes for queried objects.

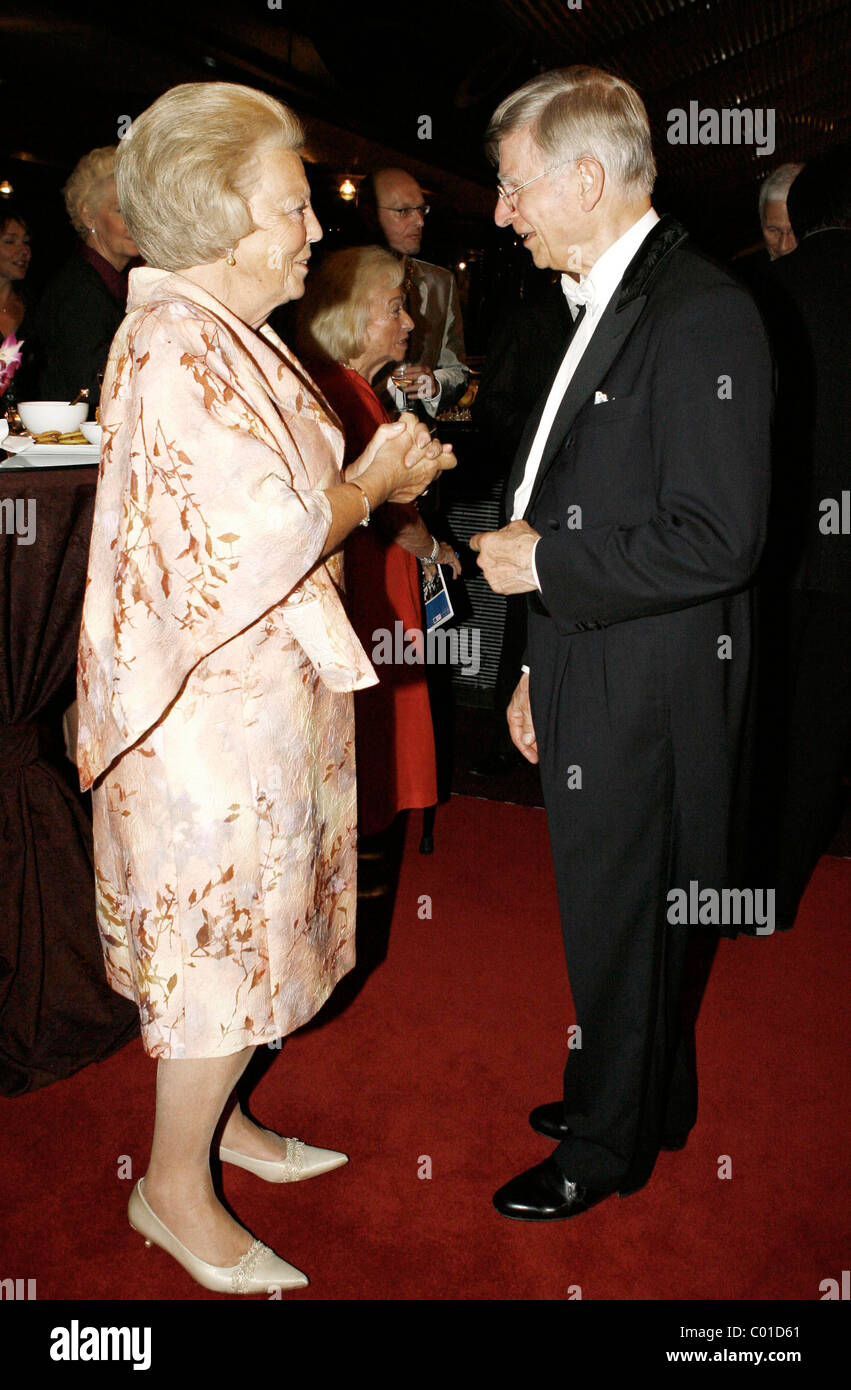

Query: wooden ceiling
[1,0,848,254]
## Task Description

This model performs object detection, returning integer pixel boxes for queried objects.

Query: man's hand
[507,672,538,764]
[468,520,541,594]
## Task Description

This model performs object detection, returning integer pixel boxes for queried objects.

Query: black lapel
[523,299,642,517]
[520,215,689,519]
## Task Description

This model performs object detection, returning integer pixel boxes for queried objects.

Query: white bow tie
[561,273,595,311]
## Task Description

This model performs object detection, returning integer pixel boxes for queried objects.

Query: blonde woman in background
[298,245,461,844]
[33,145,139,406]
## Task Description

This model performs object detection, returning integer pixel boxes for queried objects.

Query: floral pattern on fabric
[77,269,376,1057]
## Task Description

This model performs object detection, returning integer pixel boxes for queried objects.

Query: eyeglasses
[378,204,430,220]
[496,161,572,211]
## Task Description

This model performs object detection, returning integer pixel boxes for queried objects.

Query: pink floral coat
[77,268,376,1058]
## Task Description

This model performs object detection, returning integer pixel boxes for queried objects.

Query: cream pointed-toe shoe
[218,1132,348,1184]
[127,1178,308,1295]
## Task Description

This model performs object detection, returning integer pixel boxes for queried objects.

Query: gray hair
[115,82,305,270]
[485,65,656,197]
[63,147,117,238]
[759,163,805,222]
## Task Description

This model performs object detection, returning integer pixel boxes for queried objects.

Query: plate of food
[1,432,100,463]
[1,400,101,464]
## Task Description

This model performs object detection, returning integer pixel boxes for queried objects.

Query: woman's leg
[143,1048,260,1267]
[219,1087,301,1163]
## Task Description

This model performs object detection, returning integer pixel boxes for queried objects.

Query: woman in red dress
[298,246,461,838]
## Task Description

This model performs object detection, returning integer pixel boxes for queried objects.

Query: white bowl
[18,401,89,434]
[80,421,103,445]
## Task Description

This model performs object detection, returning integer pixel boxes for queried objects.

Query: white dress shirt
[512,207,660,592]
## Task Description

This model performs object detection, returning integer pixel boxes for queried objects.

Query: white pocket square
[594,391,609,404]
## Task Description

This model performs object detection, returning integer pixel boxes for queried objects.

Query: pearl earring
[226,248,236,266]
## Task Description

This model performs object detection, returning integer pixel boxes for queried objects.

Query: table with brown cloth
[0,461,138,1095]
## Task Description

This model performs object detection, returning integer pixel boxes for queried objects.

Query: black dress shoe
[529,1102,689,1152]
[493,1157,609,1221]
[529,1101,571,1141]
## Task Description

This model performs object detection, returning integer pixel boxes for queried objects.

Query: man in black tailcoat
[470,66,773,1216]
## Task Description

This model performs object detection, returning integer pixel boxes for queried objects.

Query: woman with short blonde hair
[296,243,404,366]
[62,146,120,237]
[297,245,461,844]
[115,84,304,270]
[34,145,139,405]
[77,82,455,1296]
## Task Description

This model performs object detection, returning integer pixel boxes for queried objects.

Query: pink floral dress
[77,268,376,1059]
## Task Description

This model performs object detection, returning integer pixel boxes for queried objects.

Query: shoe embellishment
[231,1240,269,1295]
[280,1138,306,1176]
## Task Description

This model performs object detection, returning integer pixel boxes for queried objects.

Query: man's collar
[616,213,690,307]
[587,207,659,293]
[560,207,660,316]
[560,274,595,314]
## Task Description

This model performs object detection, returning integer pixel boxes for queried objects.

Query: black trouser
[776,590,851,920]
[524,608,751,1192]
[539,758,697,1193]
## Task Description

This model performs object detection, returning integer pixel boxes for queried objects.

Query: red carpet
[1,793,848,1301]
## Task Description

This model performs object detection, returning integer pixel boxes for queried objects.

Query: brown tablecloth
[0,463,137,1095]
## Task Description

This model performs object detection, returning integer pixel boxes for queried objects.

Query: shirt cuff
[521,664,531,675]
[530,536,542,592]
[421,377,442,416]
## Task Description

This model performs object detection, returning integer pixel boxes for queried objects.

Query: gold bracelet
[350,480,371,527]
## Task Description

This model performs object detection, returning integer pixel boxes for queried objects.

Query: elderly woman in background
[76,83,453,1296]
[297,246,462,846]
[33,146,138,407]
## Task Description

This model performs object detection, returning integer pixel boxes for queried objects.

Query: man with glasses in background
[357,168,469,415]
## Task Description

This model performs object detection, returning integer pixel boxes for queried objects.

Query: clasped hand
[346,411,455,505]
[469,520,541,594]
